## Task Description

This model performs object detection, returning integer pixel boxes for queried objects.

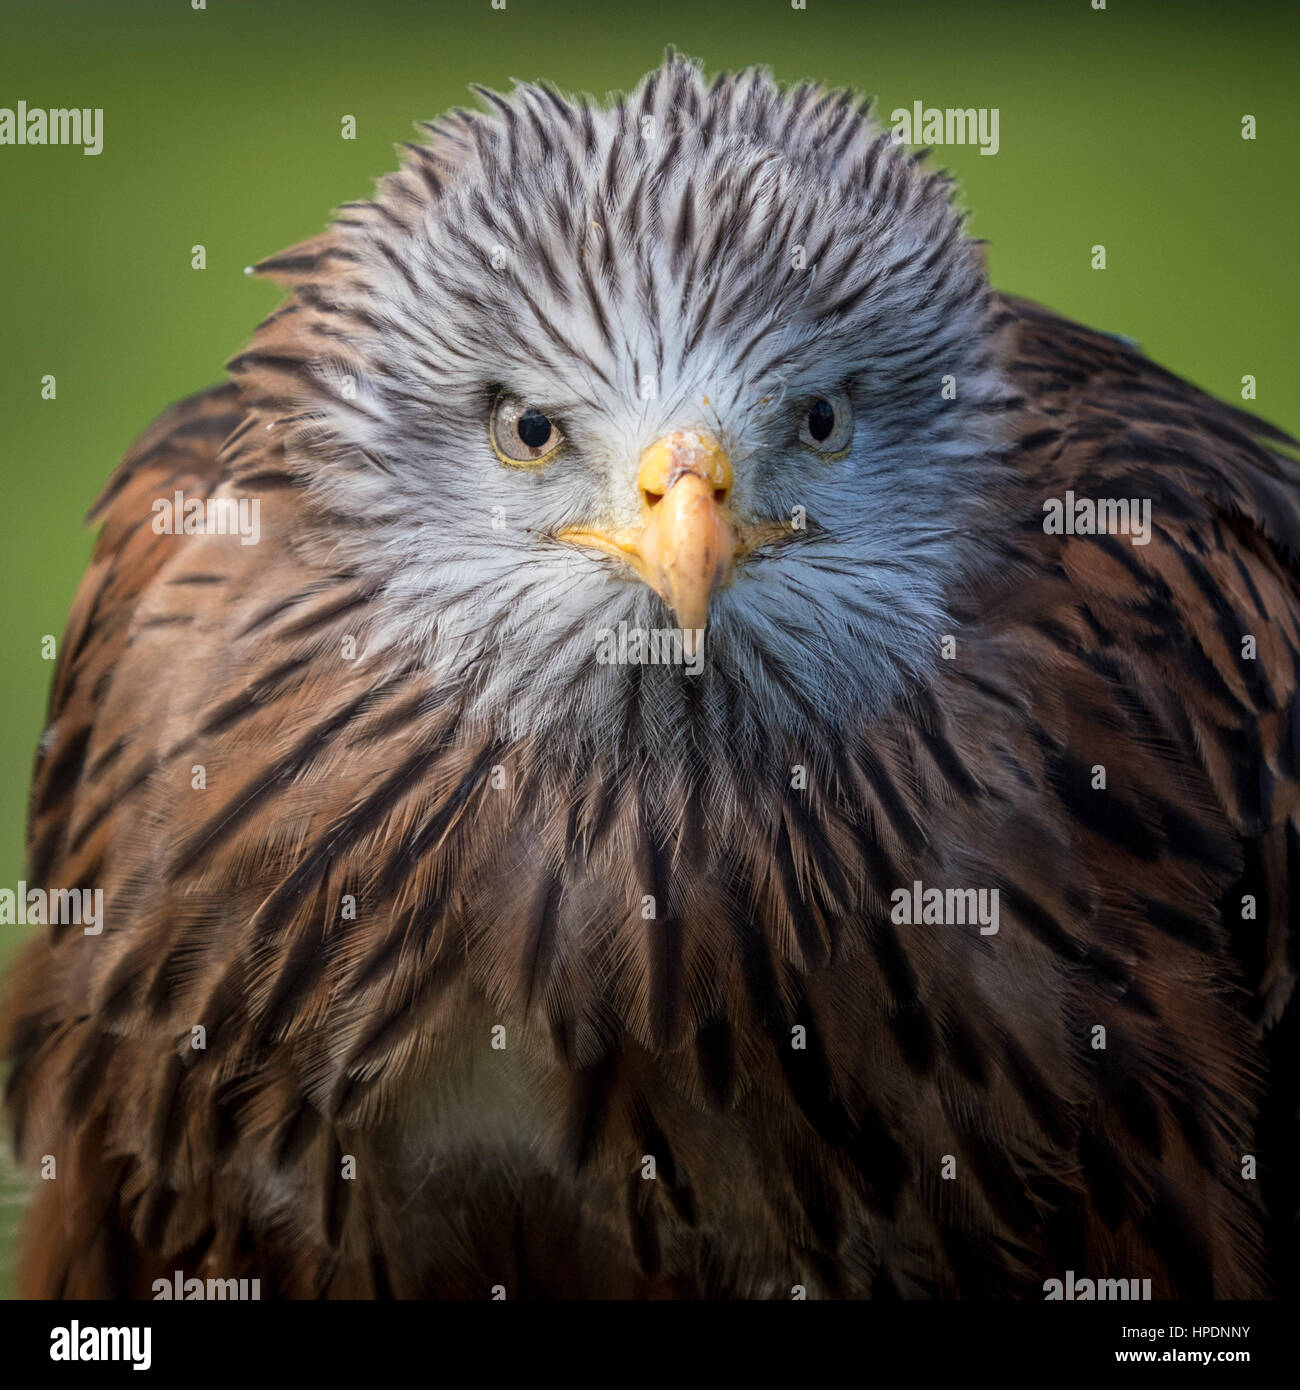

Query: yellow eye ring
[490,394,565,467]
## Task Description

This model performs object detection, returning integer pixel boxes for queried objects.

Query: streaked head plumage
[236,51,1015,769]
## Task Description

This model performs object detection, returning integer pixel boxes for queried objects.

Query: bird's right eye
[490,395,565,466]
[798,390,854,455]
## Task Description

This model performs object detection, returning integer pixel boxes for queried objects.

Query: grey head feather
[244,52,1019,781]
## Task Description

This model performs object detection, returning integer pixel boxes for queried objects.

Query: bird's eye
[490,395,565,466]
[798,391,853,454]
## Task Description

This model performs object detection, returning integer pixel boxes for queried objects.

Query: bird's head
[238,54,1016,764]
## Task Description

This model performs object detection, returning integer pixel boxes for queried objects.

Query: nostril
[714,488,728,504]
[642,489,664,509]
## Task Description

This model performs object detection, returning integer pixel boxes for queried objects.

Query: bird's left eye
[490,395,565,466]
[798,391,853,454]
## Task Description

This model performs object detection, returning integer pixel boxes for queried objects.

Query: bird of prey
[4,53,1298,1300]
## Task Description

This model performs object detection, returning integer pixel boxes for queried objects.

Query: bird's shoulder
[27,382,246,885]
[978,293,1300,1030]
[997,291,1300,559]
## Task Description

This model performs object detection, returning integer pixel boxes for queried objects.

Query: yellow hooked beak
[556,430,739,632]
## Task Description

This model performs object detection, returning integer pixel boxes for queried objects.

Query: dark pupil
[807,398,836,442]
[517,409,552,449]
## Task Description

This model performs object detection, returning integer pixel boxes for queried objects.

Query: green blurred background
[0,0,1296,1295]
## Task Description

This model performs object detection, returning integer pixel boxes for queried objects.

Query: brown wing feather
[989,294,1300,1294]
[1003,292,1300,1022]
[8,382,244,1295]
